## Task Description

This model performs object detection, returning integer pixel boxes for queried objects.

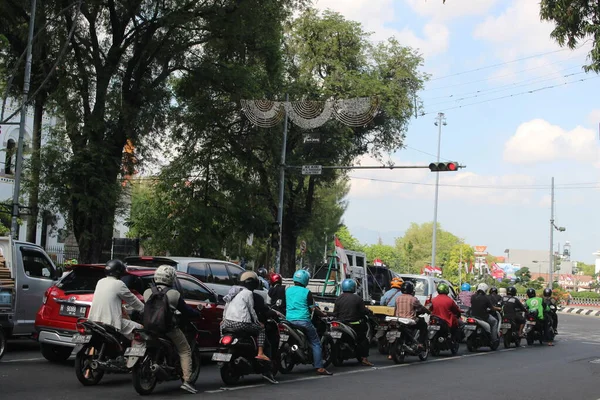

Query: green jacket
[526,297,547,320]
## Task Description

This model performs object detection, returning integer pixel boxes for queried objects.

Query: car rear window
[125,257,178,269]
[56,268,105,294]
[399,277,430,296]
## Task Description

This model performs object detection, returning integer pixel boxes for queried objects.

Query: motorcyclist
[257,267,270,290]
[525,288,553,346]
[88,259,144,340]
[143,265,202,394]
[285,269,332,376]
[379,277,404,306]
[251,281,280,384]
[543,288,559,335]
[221,271,271,360]
[268,273,286,314]
[430,283,461,342]
[470,283,500,343]
[501,286,526,337]
[488,287,502,308]
[394,281,430,355]
[333,279,375,367]
[458,283,472,307]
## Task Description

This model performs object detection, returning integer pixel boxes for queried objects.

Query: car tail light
[221,335,233,345]
[467,318,476,324]
[331,321,340,328]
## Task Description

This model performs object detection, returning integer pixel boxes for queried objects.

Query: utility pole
[459,245,463,287]
[275,94,289,274]
[11,0,37,239]
[431,112,446,270]
[549,177,555,289]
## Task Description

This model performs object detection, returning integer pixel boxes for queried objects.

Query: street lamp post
[431,112,446,270]
[549,177,566,289]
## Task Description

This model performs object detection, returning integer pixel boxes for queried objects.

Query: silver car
[395,273,457,304]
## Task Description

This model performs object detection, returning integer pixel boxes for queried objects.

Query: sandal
[361,359,374,367]
[316,368,333,376]
[256,355,271,361]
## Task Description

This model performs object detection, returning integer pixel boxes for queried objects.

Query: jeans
[486,315,498,342]
[167,328,192,382]
[289,320,323,369]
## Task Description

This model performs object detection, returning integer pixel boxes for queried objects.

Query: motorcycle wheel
[377,338,388,355]
[451,340,459,356]
[132,355,158,395]
[466,337,476,352]
[418,341,429,361]
[503,336,511,349]
[74,345,105,386]
[219,363,240,386]
[278,343,295,374]
[526,336,534,346]
[515,336,522,347]
[0,329,6,361]
[430,343,440,357]
[490,339,499,351]
[321,336,334,368]
[391,339,405,364]
[331,342,344,367]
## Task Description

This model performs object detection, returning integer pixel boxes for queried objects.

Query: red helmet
[269,273,282,285]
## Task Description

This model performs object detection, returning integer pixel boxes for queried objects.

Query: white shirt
[223,288,258,323]
[88,276,144,331]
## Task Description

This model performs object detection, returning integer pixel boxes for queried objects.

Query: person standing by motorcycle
[394,281,430,354]
[379,277,404,306]
[268,273,286,314]
[333,279,375,367]
[285,269,333,376]
[88,260,144,340]
[143,265,202,394]
[430,283,461,342]
[543,288,559,335]
[470,283,500,343]
[501,286,526,337]
[525,288,553,346]
[458,283,472,307]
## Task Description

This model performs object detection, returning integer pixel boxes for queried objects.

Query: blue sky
[314,0,600,263]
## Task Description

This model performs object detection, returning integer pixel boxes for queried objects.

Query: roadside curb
[558,307,600,317]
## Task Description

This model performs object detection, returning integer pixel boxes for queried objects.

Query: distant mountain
[348,226,405,246]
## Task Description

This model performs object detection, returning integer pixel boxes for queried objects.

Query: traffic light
[270,223,280,249]
[429,162,459,172]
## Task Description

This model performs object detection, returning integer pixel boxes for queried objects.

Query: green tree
[576,261,595,276]
[364,243,401,270]
[540,0,600,72]
[515,267,532,284]
[444,243,475,284]
[335,225,364,252]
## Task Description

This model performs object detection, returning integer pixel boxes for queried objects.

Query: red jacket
[431,294,461,328]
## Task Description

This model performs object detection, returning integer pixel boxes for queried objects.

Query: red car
[34,264,224,362]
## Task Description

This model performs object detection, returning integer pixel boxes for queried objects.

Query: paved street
[1,313,599,400]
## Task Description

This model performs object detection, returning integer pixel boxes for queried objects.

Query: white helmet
[477,283,489,293]
[155,265,177,286]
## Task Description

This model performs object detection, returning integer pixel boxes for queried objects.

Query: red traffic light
[447,162,457,171]
[429,162,460,172]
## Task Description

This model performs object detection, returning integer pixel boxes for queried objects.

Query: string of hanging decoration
[240,97,380,129]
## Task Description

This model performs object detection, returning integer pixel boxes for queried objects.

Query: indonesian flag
[566,275,573,282]
[433,266,442,275]
[335,236,349,276]
[373,258,384,266]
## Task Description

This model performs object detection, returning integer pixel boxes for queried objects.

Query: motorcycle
[213,309,284,385]
[463,313,500,352]
[278,312,330,373]
[375,316,391,355]
[385,316,429,364]
[500,316,522,348]
[428,315,459,356]
[524,309,546,345]
[322,317,367,367]
[125,319,206,395]
[547,303,558,335]
[72,317,135,385]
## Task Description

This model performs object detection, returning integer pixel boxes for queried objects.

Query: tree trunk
[26,95,45,244]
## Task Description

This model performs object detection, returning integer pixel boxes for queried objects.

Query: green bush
[570,291,600,299]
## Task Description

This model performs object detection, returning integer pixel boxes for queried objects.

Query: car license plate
[428,325,440,331]
[279,334,289,342]
[526,321,536,325]
[330,331,342,339]
[464,325,476,331]
[59,303,88,318]
[124,346,146,357]
[71,334,91,344]
[501,323,511,329]
[212,353,232,362]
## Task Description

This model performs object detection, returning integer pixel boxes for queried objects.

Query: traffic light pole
[275,94,289,275]
[549,177,554,289]
[431,112,446,271]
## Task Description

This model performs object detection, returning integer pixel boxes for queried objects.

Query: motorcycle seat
[385,316,416,325]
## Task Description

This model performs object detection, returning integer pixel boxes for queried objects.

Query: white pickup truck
[0,237,60,360]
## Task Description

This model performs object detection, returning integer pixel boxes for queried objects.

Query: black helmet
[526,288,536,298]
[106,259,126,278]
[507,286,517,296]
[489,287,498,295]
[543,288,552,297]
[240,271,259,291]
[400,281,415,295]
[257,267,268,279]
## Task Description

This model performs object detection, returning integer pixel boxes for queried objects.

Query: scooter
[322,317,368,367]
[428,315,459,356]
[500,315,522,348]
[278,312,330,373]
[524,309,547,345]
[385,315,429,364]
[463,311,500,352]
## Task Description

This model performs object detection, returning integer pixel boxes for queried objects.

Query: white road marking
[1,357,45,363]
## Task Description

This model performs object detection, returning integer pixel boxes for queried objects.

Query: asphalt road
[1,313,599,400]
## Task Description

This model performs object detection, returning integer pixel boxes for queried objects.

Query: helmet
[269,273,282,286]
[543,288,552,297]
[526,288,536,298]
[400,281,415,295]
[257,267,268,279]
[489,287,498,295]
[507,286,517,296]
[154,265,177,286]
[341,279,357,293]
[292,269,310,287]
[240,271,259,291]
[437,283,449,295]
[461,283,471,291]
[390,277,404,289]
[105,259,126,278]
[476,283,489,293]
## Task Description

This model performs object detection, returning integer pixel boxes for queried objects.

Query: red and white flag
[335,236,349,277]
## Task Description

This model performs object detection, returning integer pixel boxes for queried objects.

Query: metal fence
[44,238,140,266]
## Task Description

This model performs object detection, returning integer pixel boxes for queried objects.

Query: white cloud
[405,0,498,21]
[313,0,450,57]
[588,110,600,126]
[503,119,598,165]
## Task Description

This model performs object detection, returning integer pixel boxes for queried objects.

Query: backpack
[143,284,174,334]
